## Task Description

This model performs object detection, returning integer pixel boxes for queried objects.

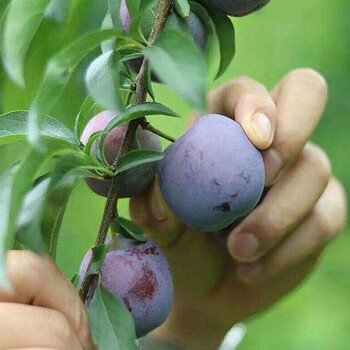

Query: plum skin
[157,114,265,232]
[79,237,174,338]
[200,0,270,17]
[81,111,161,198]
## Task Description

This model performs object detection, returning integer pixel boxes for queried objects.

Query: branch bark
[79,0,173,302]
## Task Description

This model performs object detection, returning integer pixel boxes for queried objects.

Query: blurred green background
[0,0,349,349]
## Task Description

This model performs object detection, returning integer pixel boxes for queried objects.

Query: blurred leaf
[17,178,50,254]
[101,12,116,53]
[108,0,122,30]
[0,111,78,146]
[106,102,180,132]
[1,0,51,86]
[174,0,190,18]
[88,244,109,276]
[146,65,155,101]
[125,0,141,19]
[116,149,163,174]
[74,96,97,141]
[144,29,208,112]
[45,0,70,23]
[113,217,147,242]
[90,284,138,350]
[28,29,124,147]
[86,50,123,114]
[208,9,235,79]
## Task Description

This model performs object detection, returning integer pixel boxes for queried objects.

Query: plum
[157,114,265,232]
[199,0,270,17]
[79,237,174,338]
[120,0,208,81]
[81,111,161,198]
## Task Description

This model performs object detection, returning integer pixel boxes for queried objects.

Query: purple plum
[157,114,265,232]
[79,237,174,338]
[81,111,161,198]
[199,0,271,17]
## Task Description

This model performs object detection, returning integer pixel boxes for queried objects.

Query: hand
[130,69,347,350]
[0,250,95,350]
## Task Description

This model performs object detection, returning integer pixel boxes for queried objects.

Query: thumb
[130,179,185,249]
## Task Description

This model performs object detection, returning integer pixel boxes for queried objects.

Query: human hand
[130,69,347,350]
[0,250,95,350]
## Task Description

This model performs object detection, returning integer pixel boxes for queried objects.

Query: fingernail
[230,233,260,262]
[263,149,283,186]
[251,112,272,143]
[236,263,263,283]
[150,182,168,221]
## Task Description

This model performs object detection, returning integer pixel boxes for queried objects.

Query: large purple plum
[157,114,265,232]
[200,0,270,17]
[80,237,174,338]
[81,111,161,198]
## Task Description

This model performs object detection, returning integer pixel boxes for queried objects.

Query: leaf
[174,0,190,18]
[144,29,208,112]
[116,149,163,174]
[0,111,78,146]
[209,9,235,79]
[45,0,70,23]
[106,102,180,132]
[90,284,138,350]
[108,0,123,30]
[88,244,109,276]
[74,97,96,141]
[17,178,50,254]
[112,217,147,242]
[1,0,52,86]
[28,29,124,147]
[86,50,122,114]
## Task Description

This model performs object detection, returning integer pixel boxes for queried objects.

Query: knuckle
[287,68,329,99]
[261,209,292,238]
[49,310,76,345]
[312,207,334,242]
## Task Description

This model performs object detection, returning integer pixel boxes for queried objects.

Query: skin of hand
[0,250,96,350]
[130,69,348,350]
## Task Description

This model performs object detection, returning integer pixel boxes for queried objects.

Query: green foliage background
[0,0,349,348]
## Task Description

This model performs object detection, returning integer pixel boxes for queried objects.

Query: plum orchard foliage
[0,0,269,348]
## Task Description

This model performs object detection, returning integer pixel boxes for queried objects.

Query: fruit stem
[141,120,176,143]
[79,0,173,303]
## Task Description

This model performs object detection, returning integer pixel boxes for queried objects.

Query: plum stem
[141,120,176,143]
[79,0,173,303]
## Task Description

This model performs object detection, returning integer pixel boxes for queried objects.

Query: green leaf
[106,102,180,132]
[86,50,122,114]
[108,0,122,30]
[45,0,70,23]
[174,0,190,18]
[17,178,50,254]
[74,97,97,141]
[125,0,141,19]
[112,217,147,242]
[144,29,208,112]
[90,284,138,350]
[116,149,163,174]
[28,29,124,147]
[1,0,52,86]
[0,111,78,146]
[209,9,235,79]
[88,244,109,276]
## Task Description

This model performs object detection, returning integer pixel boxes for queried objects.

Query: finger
[264,68,329,185]
[0,303,83,349]
[235,178,347,283]
[228,143,332,263]
[190,77,277,150]
[0,251,94,350]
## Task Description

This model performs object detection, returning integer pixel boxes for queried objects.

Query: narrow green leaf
[90,284,138,350]
[0,111,78,146]
[174,0,190,18]
[106,102,180,132]
[113,217,147,242]
[74,97,97,141]
[116,149,163,174]
[108,0,122,30]
[88,244,109,276]
[144,30,208,112]
[45,0,70,23]
[28,29,124,147]
[86,50,122,114]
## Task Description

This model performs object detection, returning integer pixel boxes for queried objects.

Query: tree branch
[79,0,173,302]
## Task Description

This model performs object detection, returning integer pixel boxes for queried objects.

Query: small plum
[81,111,161,198]
[200,0,270,17]
[79,237,174,338]
[157,114,265,232]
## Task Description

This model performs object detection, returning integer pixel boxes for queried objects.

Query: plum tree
[81,111,161,198]
[79,237,174,338]
[157,114,265,232]
[120,0,208,81]
[200,0,270,17]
